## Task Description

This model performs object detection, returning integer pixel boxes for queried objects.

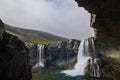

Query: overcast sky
[0,0,94,40]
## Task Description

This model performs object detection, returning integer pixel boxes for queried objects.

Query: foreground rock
[75,0,120,53]
[75,0,120,79]
[101,56,120,80]
[0,19,31,80]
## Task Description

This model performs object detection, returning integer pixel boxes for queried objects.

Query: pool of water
[32,69,101,80]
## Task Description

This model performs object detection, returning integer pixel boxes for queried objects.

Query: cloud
[0,0,94,40]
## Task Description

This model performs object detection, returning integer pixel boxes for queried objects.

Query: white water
[33,44,44,68]
[62,38,100,77]
[91,39,100,77]
[62,40,91,76]
[94,59,100,77]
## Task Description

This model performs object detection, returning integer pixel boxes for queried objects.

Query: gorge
[0,0,120,80]
[32,0,120,80]
[31,38,101,80]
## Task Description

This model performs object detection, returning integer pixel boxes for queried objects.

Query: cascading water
[33,44,44,68]
[62,38,100,77]
[94,58,100,77]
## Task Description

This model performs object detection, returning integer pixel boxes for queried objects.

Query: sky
[0,0,94,40]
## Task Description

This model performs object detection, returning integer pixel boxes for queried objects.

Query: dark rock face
[27,43,38,66]
[0,19,5,41]
[75,0,120,14]
[75,0,120,79]
[75,0,120,53]
[44,39,80,68]
[0,19,31,80]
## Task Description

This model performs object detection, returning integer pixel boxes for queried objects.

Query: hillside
[5,24,67,44]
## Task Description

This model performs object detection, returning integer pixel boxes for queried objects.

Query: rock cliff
[75,0,120,80]
[28,39,80,69]
[75,0,120,53]
[0,19,31,80]
[45,39,80,68]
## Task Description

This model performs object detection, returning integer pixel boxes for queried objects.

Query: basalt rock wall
[44,39,80,68]
[28,39,80,69]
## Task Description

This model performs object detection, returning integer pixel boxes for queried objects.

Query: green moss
[101,49,120,80]
[29,39,54,45]
[6,30,56,44]
[6,30,26,40]
[101,49,120,62]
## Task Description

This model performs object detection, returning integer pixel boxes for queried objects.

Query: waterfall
[62,38,100,77]
[94,59,100,77]
[33,44,44,68]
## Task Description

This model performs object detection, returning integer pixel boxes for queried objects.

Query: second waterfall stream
[62,38,100,77]
[33,44,45,68]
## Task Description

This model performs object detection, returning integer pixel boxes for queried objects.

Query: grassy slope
[5,24,67,44]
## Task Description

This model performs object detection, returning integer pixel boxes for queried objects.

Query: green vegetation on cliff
[102,49,120,62]
[5,24,67,44]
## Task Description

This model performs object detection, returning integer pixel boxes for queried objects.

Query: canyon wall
[29,39,80,69]
[45,39,80,68]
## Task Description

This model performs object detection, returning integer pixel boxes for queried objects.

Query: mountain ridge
[5,24,68,44]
